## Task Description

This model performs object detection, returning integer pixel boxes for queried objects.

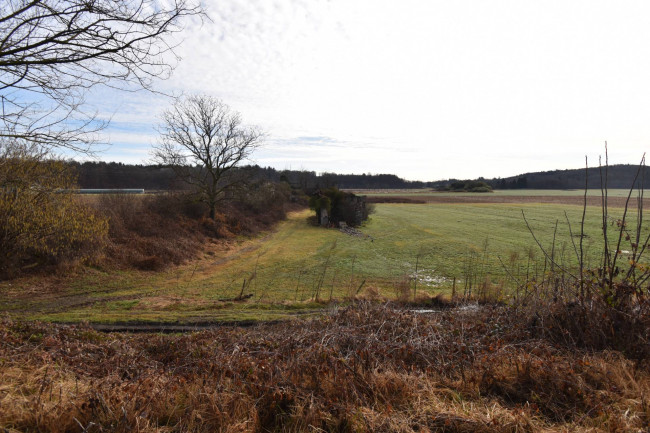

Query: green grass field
[353,188,638,197]
[1,198,644,323]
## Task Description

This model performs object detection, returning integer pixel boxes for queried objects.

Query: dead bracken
[1,302,648,432]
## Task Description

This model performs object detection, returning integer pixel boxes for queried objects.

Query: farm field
[2,191,649,433]
[356,188,650,208]
[1,191,644,324]
[352,188,639,197]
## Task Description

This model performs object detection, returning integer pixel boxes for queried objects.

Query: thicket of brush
[88,181,294,271]
[0,148,296,278]
[1,303,648,432]
[0,151,109,279]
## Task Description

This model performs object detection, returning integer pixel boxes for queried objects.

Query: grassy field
[353,188,639,197]
[1,191,643,324]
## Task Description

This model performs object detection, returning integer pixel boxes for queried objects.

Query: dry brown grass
[91,191,294,271]
[1,304,647,432]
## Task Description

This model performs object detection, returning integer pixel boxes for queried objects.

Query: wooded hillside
[70,161,649,191]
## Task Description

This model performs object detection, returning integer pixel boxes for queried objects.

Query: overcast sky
[91,0,650,181]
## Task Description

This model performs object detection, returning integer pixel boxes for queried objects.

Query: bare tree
[0,0,203,152]
[154,95,264,220]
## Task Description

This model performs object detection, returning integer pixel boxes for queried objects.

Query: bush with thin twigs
[517,150,650,360]
[0,150,108,279]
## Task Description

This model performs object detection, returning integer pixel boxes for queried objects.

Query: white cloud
[94,0,650,180]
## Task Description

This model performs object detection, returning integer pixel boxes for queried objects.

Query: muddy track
[0,288,168,314]
[64,309,324,333]
[74,304,472,333]
[88,320,274,333]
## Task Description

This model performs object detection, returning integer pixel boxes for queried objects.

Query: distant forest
[70,161,650,191]
[484,164,650,190]
[70,162,430,191]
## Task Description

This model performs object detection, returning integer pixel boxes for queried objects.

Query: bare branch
[0,0,204,151]
[153,95,264,219]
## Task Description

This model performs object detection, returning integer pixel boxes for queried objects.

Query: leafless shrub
[520,148,650,359]
[394,275,411,302]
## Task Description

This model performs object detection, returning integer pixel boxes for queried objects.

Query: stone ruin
[310,188,369,227]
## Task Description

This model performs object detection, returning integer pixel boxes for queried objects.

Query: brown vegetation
[93,182,294,271]
[0,303,648,432]
[0,148,108,279]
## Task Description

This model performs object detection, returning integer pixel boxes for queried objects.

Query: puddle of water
[411,304,481,314]
[410,271,448,288]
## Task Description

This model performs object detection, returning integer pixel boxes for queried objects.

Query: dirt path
[0,211,311,316]
[209,231,275,267]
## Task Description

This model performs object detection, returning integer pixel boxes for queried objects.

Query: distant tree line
[71,162,177,189]
[315,173,428,189]
[68,162,432,191]
[69,161,650,192]
[485,165,650,190]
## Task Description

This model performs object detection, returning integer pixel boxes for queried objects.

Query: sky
[88,0,650,181]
